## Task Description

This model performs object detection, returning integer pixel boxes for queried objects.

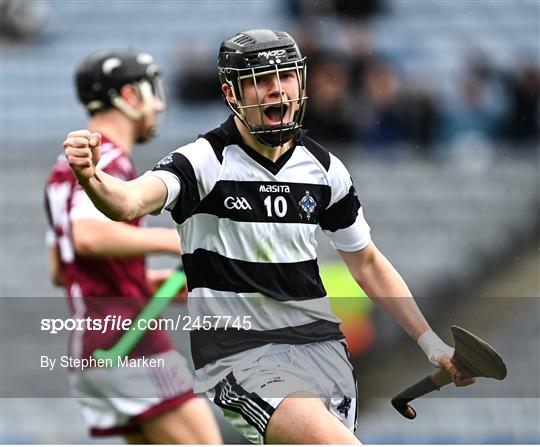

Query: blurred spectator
[285,0,340,21]
[0,0,49,41]
[353,57,407,150]
[290,22,325,67]
[402,83,441,153]
[174,42,221,104]
[285,0,384,21]
[334,0,386,20]
[302,53,355,144]
[505,61,540,144]
[439,54,506,148]
[338,22,375,92]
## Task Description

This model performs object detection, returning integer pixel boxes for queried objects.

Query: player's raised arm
[64,129,168,221]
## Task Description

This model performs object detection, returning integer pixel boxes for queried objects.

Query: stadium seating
[371,0,539,97]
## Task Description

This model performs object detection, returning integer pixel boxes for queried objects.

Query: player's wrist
[417,329,454,367]
[165,228,182,255]
[75,169,97,187]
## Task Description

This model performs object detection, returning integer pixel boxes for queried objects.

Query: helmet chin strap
[252,123,298,147]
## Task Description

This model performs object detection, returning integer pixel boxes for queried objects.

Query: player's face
[136,93,165,143]
[239,69,301,128]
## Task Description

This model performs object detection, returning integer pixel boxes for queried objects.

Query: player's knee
[265,394,359,444]
[142,398,222,444]
[177,398,222,443]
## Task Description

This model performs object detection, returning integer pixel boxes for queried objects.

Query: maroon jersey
[45,136,173,363]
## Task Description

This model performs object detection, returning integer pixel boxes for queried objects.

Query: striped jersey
[148,116,371,390]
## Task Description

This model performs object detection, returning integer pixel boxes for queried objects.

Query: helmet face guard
[146,69,167,137]
[128,77,166,141]
[222,60,307,147]
[218,29,308,148]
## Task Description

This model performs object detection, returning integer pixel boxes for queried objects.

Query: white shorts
[207,340,358,444]
[69,350,195,437]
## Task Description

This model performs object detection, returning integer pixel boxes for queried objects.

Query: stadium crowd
[175,0,539,156]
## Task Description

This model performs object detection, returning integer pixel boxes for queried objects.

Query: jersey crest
[299,190,317,220]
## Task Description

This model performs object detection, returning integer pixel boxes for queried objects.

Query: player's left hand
[146,269,187,302]
[146,269,171,294]
[437,355,477,387]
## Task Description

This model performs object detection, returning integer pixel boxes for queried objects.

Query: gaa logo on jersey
[156,153,174,167]
[299,190,316,220]
[224,196,252,210]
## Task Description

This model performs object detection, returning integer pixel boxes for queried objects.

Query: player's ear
[222,84,236,105]
[119,84,140,107]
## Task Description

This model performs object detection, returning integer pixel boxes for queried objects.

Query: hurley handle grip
[391,369,452,419]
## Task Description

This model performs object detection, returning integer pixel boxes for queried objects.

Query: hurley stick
[93,266,186,366]
[391,325,507,419]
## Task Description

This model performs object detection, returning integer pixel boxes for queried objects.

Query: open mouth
[263,105,288,125]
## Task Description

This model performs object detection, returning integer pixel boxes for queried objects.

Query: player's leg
[211,342,359,444]
[265,341,360,444]
[265,392,360,444]
[70,373,142,441]
[140,397,222,444]
[74,350,221,443]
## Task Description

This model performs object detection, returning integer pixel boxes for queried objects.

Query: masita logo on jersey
[224,196,252,210]
[259,184,291,193]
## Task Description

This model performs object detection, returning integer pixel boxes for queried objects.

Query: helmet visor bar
[148,74,166,111]
[135,77,166,138]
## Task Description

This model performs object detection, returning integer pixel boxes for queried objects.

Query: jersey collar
[220,115,307,176]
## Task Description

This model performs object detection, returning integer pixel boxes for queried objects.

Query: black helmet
[75,49,165,124]
[218,29,307,147]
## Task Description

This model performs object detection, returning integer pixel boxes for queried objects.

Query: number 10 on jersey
[264,195,287,217]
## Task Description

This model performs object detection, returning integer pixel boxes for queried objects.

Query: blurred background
[1,0,539,443]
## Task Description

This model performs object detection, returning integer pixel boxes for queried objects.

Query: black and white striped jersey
[147,115,371,383]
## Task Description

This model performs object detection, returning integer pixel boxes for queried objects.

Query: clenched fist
[438,355,476,387]
[63,130,101,183]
